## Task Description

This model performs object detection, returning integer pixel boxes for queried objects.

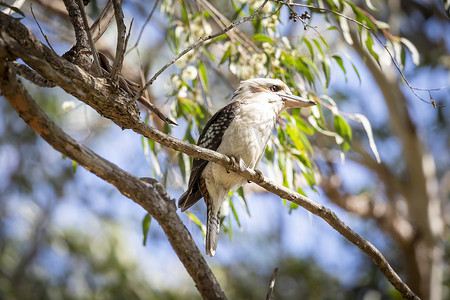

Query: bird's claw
[247,170,264,183]
[227,156,237,173]
[227,156,246,173]
[254,169,264,183]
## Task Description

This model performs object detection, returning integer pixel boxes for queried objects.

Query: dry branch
[110,0,126,82]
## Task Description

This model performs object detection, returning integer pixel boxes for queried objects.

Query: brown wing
[178,101,241,211]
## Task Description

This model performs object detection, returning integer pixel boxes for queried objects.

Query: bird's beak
[280,93,316,108]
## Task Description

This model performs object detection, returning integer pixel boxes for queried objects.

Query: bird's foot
[249,169,265,184]
[227,156,246,173]
[254,169,264,183]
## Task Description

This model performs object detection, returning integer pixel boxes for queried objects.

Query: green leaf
[231,0,247,19]
[178,153,186,183]
[318,34,331,52]
[293,114,315,135]
[0,3,25,17]
[219,46,231,65]
[72,160,77,173]
[187,212,205,236]
[351,62,361,85]
[198,61,209,93]
[303,38,315,60]
[252,33,274,44]
[401,37,420,66]
[180,1,189,24]
[142,213,152,246]
[202,48,217,62]
[322,60,330,88]
[229,198,241,228]
[332,55,347,82]
[334,115,352,148]
[237,187,250,216]
[363,30,380,67]
[354,113,381,163]
[312,39,324,58]
[289,202,299,213]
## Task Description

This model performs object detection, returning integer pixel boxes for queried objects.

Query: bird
[178,78,316,256]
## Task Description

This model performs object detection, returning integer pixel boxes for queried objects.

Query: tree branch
[75,0,102,75]
[0,61,227,300]
[110,0,126,82]
[265,267,279,300]
[62,0,88,50]
[91,0,124,42]
[0,11,419,300]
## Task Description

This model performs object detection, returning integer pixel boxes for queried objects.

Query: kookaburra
[178,78,316,256]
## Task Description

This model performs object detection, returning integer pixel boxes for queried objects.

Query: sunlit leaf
[198,61,209,93]
[178,153,186,184]
[229,198,241,228]
[289,202,299,213]
[354,113,381,163]
[332,55,347,82]
[219,46,231,65]
[293,114,315,135]
[401,37,420,66]
[0,3,25,17]
[142,213,152,246]
[187,212,206,236]
[303,38,314,60]
[322,59,330,88]
[364,0,378,11]
[363,30,380,66]
[237,187,250,216]
[312,39,324,58]
[338,16,353,45]
[351,61,361,84]
[252,33,274,44]
[334,115,352,144]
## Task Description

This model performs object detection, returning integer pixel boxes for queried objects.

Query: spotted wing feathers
[178,101,241,211]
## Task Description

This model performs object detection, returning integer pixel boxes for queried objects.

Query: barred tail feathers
[206,209,220,257]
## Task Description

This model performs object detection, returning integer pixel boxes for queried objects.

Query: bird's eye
[269,85,281,92]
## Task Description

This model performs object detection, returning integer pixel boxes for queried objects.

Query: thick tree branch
[0,11,419,300]
[0,61,227,300]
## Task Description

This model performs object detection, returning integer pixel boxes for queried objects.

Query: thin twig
[91,0,124,42]
[127,0,160,54]
[13,62,56,87]
[132,0,270,102]
[30,3,56,52]
[272,0,445,107]
[75,0,102,75]
[110,0,126,82]
[265,267,279,300]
